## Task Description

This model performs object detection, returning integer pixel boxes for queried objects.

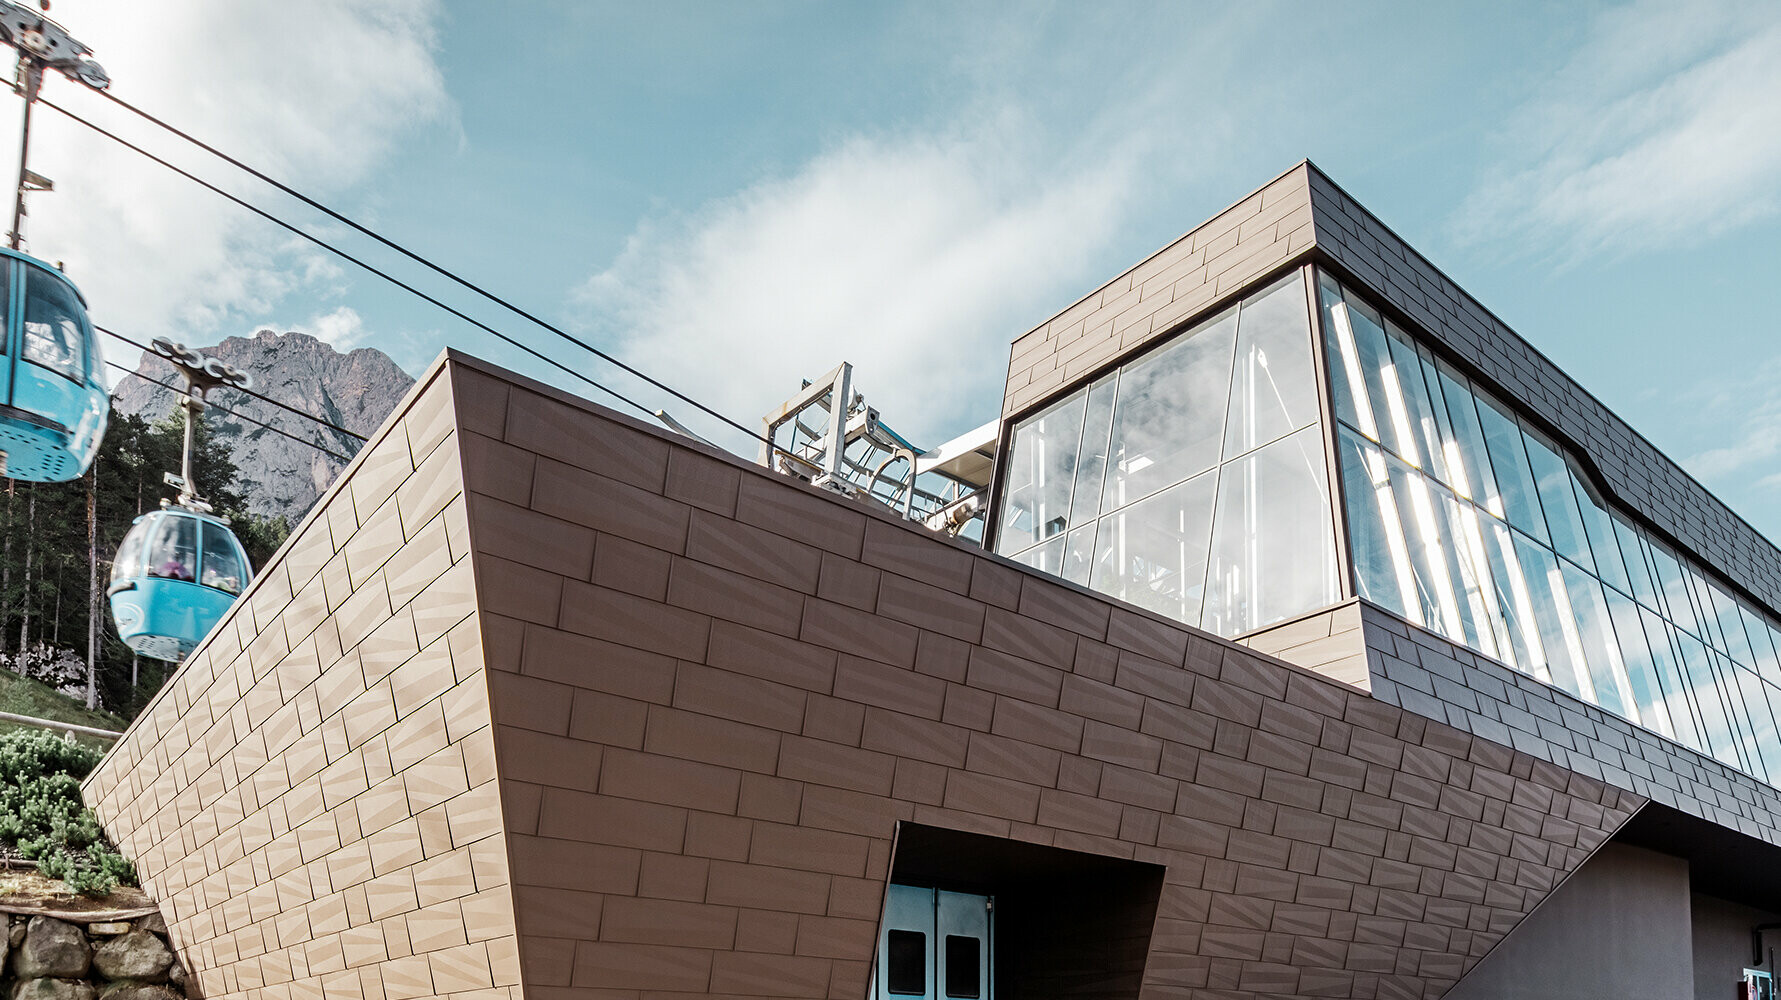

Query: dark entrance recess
[885,823,1167,1000]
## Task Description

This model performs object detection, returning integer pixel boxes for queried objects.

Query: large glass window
[996,269,1337,638]
[1320,268,1781,791]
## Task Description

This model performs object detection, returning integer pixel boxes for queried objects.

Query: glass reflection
[1321,267,1781,791]
[1475,391,1550,546]
[1060,523,1096,587]
[997,392,1088,555]
[1573,477,1629,595]
[1070,374,1118,525]
[1102,307,1236,511]
[1339,428,1418,622]
[1433,358,1502,511]
[1090,472,1217,626]
[1225,274,1319,459]
[1639,607,1706,753]
[1523,429,1593,573]
[1604,588,1672,738]
[1204,426,1337,635]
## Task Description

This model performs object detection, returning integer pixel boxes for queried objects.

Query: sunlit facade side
[1319,269,1781,784]
[992,270,1340,638]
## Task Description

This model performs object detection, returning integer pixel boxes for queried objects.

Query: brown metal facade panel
[83,357,521,1000]
[461,357,1646,1000]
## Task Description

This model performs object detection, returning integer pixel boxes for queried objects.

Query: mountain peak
[111,330,416,521]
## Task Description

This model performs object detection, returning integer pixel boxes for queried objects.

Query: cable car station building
[83,163,1781,1000]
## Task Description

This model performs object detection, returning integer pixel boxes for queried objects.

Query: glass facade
[994,271,1339,638]
[1320,269,1781,784]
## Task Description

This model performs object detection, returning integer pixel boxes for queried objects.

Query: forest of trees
[0,403,292,722]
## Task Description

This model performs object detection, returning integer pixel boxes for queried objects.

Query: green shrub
[0,729,136,896]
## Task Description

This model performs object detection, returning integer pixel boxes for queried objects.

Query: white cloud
[1,0,449,357]
[576,106,1196,451]
[582,122,1128,448]
[299,305,368,352]
[1453,0,1781,260]
[1685,356,1781,483]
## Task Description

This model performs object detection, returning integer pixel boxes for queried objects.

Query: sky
[8,0,1781,541]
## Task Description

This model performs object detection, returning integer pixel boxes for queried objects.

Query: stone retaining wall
[2,910,186,1000]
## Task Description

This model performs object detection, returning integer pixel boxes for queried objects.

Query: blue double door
[874,885,992,1000]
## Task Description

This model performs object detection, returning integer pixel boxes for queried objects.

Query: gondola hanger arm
[0,0,107,90]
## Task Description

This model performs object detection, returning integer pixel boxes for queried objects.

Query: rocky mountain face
[111,330,415,521]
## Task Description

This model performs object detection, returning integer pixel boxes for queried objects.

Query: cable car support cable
[35,95,666,430]
[85,85,776,454]
[40,92,782,456]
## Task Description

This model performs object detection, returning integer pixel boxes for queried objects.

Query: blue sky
[14,1,1781,541]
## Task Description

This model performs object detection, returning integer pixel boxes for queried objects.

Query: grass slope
[0,670,125,748]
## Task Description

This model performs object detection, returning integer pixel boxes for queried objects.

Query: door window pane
[944,936,981,999]
[887,931,926,996]
[1204,426,1336,636]
[1224,273,1318,459]
[1102,307,1237,512]
[998,390,1088,554]
[112,521,146,584]
[147,516,198,582]
[1090,471,1217,627]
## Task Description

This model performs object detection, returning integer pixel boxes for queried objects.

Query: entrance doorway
[874,884,993,1000]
